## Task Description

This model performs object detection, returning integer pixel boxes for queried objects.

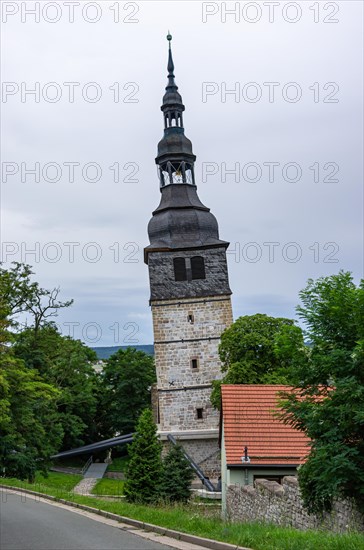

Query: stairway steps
[83,463,108,479]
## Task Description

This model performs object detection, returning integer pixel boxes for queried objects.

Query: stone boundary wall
[226,476,364,533]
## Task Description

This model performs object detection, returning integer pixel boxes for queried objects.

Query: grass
[0,471,82,493]
[1,473,364,550]
[91,478,125,496]
[53,456,88,469]
[106,456,129,472]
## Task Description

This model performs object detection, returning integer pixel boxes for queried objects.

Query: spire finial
[166,31,175,87]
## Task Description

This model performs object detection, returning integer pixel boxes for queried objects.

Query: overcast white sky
[1,1,363,346]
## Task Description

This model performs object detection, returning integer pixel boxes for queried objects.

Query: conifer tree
[124,408,162,503]
[160,442,194,503]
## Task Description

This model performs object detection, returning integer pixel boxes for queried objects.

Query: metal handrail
[81,455,93,475]
[167,434,216,492]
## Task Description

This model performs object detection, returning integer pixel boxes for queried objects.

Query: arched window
[191,256,206,280]
[173,257,187,281]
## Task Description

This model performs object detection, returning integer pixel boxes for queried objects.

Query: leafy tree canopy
[211,313,301,408]
[99,347,156,437]
[278,271,364,513]
[14,325,99,450]
[0,276,63,480]
[0,263,99,477]
[0,262,73,334]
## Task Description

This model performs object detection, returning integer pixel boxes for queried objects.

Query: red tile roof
[221,385,310,466]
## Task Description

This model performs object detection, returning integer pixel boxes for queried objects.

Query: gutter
[227,463,300,469]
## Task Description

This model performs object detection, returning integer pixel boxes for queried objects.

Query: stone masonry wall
[163,438,221,479]
[226,476,364,533]
[152,295,233,433]
[158,387,219,431]
[149,230,234,470]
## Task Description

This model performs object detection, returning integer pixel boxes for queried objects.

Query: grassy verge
[1,474,364,550]
[106,456,129,472]
[91,478,124,496]
[0,472,82,493]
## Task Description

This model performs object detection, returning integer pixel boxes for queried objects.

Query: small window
[187,313,194,324]
[173,257,187,281]
[191,358,199,370]
[191,256,206,280]
[196,408,203,420]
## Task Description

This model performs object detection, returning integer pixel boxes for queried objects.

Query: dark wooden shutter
[191,256,206,280]
[173,257,187,281]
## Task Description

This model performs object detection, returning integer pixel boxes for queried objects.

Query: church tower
[144,35,233,477]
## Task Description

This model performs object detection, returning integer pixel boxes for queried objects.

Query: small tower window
[187,313,194,324]
[196,408,203,420]
[191,256,206,280]
[173,257,187,281]
[191,358,199,370]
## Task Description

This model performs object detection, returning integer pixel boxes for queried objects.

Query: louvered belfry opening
[173,257,187,281]
[173,256,206,282]
[191,256,205,280]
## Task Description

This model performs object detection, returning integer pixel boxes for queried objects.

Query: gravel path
[72,478,98,496]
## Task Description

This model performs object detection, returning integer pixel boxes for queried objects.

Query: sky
[1,0,363,346]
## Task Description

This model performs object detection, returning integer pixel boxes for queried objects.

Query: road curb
[0,485,251,550]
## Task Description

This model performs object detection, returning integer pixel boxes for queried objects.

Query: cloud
[1,1,362,344]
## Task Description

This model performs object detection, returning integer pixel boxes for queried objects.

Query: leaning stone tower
[144,35,233,477]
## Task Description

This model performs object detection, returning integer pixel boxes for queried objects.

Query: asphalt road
[0,492,173,550]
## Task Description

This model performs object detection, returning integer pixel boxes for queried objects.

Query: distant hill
[92,345,154,360]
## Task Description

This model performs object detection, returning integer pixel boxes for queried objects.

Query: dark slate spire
[145,36,229,263]
[163,32,184,118]
[156,33,196,187]
[166,32,177,91]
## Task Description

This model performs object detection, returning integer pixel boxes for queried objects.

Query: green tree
[0,263,104,477]
[124,408,162,503]
[14,325,99,450]
[160,442,194,503]
[0,279,62,480]
[211,314,300,408]
[0,262,73,335]
[0,355,63,480]
[99,347,156,437]
[278,271,364,513]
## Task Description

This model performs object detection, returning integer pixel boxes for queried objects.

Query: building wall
[151,294,233,433]
[226,476,364,533]
[148,240,233,475]
[150,288,232,474]
[221,429,297,515]
[228,467,298,487]
[158,388,219,431]
[163,437,221,479]
[148,247,231,301]
[221,425,229,515]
